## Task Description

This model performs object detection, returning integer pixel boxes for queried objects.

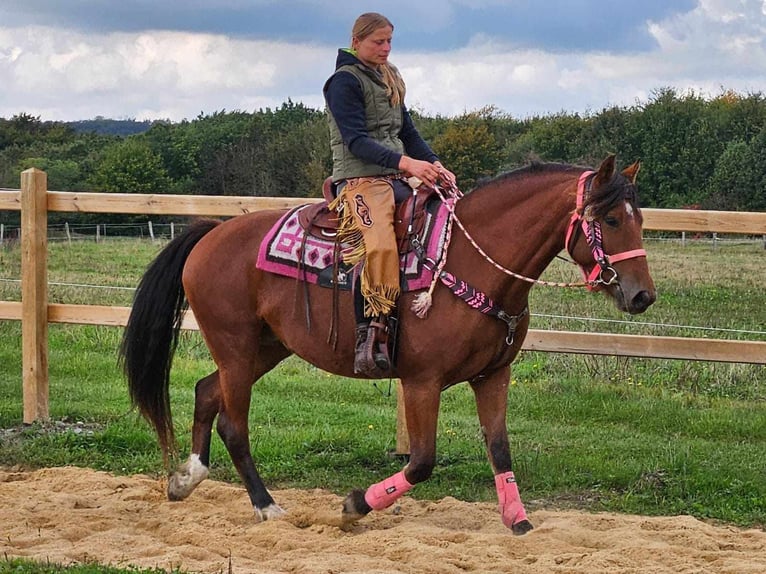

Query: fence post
[21,168,49,423]
[395,381,410,455]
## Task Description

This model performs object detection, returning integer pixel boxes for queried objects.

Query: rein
[424,178,590,291]
[409,169,647,338]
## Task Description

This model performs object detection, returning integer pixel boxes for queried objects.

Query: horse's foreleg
[167,371,219,501]
[470,368,533,535]
[342,381,440,523]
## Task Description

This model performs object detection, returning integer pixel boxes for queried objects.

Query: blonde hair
[351,12,406,107]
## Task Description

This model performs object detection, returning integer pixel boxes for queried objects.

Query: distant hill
[66,118,155,136]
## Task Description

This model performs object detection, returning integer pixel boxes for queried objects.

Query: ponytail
[380,63,406,107]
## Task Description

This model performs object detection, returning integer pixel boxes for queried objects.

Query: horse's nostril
[631,290,656,312]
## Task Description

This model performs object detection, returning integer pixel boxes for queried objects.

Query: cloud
[0,1,765,121]
[398,0,766,117]
[0,26,333,120]
[0,0,696,52]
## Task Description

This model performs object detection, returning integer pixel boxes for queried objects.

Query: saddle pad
[256,200,450,292]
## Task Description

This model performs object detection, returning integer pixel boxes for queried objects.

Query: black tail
[119,218,221,457]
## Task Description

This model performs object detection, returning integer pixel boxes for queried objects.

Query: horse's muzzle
[628,288,656,314]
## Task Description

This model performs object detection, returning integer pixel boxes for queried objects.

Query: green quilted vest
[327,63,405,181]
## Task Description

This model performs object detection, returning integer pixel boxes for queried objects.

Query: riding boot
[352,276,391,376]
[354,323,375,375]
[353,318,391,377]
[368,316,391,372]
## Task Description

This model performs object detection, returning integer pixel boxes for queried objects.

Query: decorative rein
[409,170,647,345]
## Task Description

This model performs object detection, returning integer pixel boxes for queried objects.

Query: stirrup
[353,321,390,376]
[368,319,391,371]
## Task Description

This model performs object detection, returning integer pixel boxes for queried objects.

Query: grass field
[1,236,765,574]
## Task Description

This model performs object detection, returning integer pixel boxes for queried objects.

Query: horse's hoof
[167,472,196,501]
[341,489,372,524]
[167,456,209,501]
[254,503,286,523]
[512,519,534,536]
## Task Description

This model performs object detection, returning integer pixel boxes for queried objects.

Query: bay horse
[120,155,656,535]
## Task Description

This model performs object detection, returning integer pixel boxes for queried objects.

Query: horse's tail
[119,218,221,459]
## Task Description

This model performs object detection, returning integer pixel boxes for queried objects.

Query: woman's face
[353,25,393,69]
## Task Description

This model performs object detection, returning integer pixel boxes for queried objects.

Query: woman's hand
[399,156,456,188]
[434,161,457,187]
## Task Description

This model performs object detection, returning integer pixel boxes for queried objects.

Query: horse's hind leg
[168,335,290,522]
[215,347,290,522]
[168,371,220,501]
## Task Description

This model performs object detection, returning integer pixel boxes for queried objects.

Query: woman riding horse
[121,155,655,535]
[324,12,456,377]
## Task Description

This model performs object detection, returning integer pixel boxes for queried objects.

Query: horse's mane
[585,169,640,218]
[474,161,582,189]
[473,160,640,218]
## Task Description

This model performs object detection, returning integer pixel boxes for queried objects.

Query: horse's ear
[594,154,616,186]
[622,160,641,184]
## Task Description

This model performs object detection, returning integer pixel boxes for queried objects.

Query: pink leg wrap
[494,471,528,528]
[364,471,413,511]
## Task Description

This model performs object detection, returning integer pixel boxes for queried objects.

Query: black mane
[473,160,640,217]
[586,171,640,218]
[474,161,583,189]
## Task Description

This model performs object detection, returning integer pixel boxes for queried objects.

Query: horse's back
[185,208,284,266]
[182,209,289,317]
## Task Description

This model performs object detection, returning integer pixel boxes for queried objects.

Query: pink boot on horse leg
[495,471,532,535]
[342,470,413,524]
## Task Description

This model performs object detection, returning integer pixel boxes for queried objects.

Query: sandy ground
[2,466,765,574]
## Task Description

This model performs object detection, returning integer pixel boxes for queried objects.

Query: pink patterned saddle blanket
[256,199,450,291]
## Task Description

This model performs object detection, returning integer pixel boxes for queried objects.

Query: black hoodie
[323,49,439,171]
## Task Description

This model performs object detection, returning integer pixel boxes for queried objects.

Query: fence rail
[2,169,766,424]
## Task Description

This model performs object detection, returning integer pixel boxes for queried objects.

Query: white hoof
[167,454,209,501]
[254,503,286,522]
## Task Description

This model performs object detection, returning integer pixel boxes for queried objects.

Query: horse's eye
[604,216,619,228]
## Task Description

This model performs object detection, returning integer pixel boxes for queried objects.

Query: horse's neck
[453,174,575,301]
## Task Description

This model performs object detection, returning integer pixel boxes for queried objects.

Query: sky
[1,0,766,122]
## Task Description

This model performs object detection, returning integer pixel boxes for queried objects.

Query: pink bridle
[565,171,647,291]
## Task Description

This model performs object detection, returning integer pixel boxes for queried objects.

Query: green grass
[1,237,765,553]
[0,559,181,574]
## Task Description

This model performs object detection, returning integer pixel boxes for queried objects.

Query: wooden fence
[2,168,766,425]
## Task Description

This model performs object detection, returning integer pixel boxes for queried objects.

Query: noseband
[565,171,647,291]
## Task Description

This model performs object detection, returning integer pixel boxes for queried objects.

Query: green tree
[630,88,725,207]
[16,157,81,190]
[704,130,766,211]
[504,112,589,168]
[432,110,504,190]
[89,138,171,195]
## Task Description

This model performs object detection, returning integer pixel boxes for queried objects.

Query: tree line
[1,88,765,229]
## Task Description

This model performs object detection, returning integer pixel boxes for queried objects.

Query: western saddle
[298,177,437,254]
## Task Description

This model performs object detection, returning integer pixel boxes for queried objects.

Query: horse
[119,154,656,535]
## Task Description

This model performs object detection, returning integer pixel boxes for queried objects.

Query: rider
[324,12,455,377]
